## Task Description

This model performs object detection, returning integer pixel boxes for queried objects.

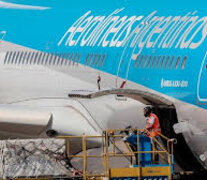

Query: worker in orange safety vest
[143,106,161,137]
[142,106,162,164]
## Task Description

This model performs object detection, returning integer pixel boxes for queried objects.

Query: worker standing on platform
[143,106,161,163]
[143,106,161,138]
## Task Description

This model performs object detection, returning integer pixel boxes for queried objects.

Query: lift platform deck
[60,129,175,180]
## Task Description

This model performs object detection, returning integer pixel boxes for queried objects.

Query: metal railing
[58,128,175,180]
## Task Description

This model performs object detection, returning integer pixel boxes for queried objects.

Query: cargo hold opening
[68,88,206,173]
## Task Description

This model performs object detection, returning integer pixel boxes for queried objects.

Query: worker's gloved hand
[140,129,145,133]
[122,132,134,142]
[122,136,128,142]
[140,129,149,136]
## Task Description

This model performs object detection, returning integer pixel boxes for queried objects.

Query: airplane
[0,0,206,175]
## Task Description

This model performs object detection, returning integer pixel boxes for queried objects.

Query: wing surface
[0,106,52,136]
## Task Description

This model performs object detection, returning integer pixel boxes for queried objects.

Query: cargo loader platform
[59,129,175,180]
[0,129,175,180]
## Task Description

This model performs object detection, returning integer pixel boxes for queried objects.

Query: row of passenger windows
[3,51,187,70]
[133,55,187,70]
[84,53,106,67]
[3,51,106,67]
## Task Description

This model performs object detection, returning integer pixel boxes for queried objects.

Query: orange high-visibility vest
[146,113,161,137]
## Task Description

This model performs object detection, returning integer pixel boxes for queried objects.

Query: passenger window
[26,52,30,64]
[165,56,170,69]
[69,53,74,65]
[41,53,46,65]
[7,51,12,64]
[181,56,187,70]
[4,52,9,64]
[34,52,39,64]
[53,53,58,65]
[58,53,62,65]
[16,51,21,64]
[60,53,64,65]
[147,55,152,68]
[134,55,139,68]
[11,52,15,64]
[77,53,81,66]
[84,53,89,66]
[49,53,53,65]
[15,51,21,64]
[25,52,30,64]
[11,51,17,64]
[22,52,27,64]
[38,52,43,65]
[21,52,26,64]
[29,52,34,65]
[88,54,94,66]
[17,52,23,64]
[143,55,148,68]
[7,51,14,64]
[12,51,17,64]
[41,52,45,65]
[36,52,41,65]
[138,55,144,68]
[151,56,156,68]
[56,53,60,65]
[96,54,102,66]
[101,54,106,67]
[44,53,49,65]
[160,56,165,68]
[25,52,31,64]
[59,53,65,65]
[92,53,98,66]
[170,56,175,69]
[62,53,66,65]
[64,52,70,65]
[175,56,181,69]
[48,53,53,65]
[73,53,78,66]
[156,56,161,69]
[46,53,50,65]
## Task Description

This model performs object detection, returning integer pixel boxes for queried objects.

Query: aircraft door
[197,52,207,102]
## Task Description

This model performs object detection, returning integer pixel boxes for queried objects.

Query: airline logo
[59,8,207,55]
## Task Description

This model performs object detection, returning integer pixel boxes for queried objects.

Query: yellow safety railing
[58,128,175,180]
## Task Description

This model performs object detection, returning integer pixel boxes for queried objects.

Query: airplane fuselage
[0,0,207,174]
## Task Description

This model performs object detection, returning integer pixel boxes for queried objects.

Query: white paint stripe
[0,1,50,10]
[197,50,207,102]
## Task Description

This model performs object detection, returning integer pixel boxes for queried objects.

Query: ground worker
[143,106,161,138]
[142,106,161,163]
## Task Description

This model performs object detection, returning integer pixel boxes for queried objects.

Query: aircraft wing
[0,106,52,137]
